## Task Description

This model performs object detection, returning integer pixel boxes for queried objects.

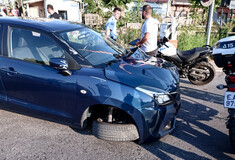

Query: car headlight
[213,41,220,49]
[136,85,173,106]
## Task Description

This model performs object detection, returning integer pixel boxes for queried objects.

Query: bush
[177,32,220,51]
[117,28,141,48]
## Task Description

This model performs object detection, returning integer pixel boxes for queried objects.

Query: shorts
[145,48,158,57]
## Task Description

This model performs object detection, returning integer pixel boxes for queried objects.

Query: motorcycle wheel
[188,61,215,85]
[229,118,235,149]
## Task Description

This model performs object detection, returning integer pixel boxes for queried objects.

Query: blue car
[0,17,181,143]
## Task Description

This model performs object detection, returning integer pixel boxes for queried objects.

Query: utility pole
[231,9,234,21]
[166,0,170,17]
[206,0,215,45]
[219,8,224,39]
[12,0,15,10]
[19,0,22,7]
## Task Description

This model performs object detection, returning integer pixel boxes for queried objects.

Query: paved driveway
[0,66,235,160]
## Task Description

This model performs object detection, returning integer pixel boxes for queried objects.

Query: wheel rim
[188,63,215,84]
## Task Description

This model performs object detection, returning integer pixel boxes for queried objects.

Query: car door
[0,26,78,122]
[0,24,7,107]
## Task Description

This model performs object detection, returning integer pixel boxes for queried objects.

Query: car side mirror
[49,58,72,76]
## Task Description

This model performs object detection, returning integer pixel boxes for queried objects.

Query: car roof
[0,17,84,32]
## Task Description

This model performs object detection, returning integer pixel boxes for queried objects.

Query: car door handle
[1,67,18,76]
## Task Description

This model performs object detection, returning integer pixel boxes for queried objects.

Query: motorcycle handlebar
[202,45,213,51]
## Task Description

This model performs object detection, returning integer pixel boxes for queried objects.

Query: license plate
[224,91,235,108]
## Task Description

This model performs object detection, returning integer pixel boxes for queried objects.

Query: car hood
[213,36,235,55]
[104,57,179,92]
[218,36,235,42]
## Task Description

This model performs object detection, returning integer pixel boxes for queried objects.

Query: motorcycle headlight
[136,85,173,106]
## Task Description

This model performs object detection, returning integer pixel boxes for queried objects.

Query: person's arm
[136,32,150,46]
[106,20,115,38]
[106,28,111,37]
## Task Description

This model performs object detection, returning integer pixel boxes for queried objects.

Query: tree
[102,0,134,8]
[84,0,135,14]
[189,0,222,24]
[83,0,104,15]
[83,0,136,19]
[123,0,144,23]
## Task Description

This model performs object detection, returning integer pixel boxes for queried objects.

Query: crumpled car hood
[104,57,179,92]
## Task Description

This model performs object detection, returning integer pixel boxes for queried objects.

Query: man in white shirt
[136,5,159,56]
[105,7,121,40]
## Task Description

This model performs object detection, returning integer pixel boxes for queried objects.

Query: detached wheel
[188,61,215,85]
[92,118,139,142]
[229,118,235,149]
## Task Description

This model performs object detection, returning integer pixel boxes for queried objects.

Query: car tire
[92,119,139,142]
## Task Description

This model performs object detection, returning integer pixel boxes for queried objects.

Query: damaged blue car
[0,17,181,143]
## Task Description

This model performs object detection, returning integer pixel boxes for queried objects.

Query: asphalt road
[0,65,235,160]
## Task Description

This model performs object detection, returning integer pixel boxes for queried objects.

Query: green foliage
[83,0,104,15]
[102,0,133,8]
[178,26,223,50]
[116,19,125,28]
[84,0,135,15]
[117,28,141,48]
[218,20,235,37]
[189,8,207,25]
[177,30,220,51]
[232,20,235,32]
[219,26,229,38]
[189,0,222,25]
[152,12,162,23]
[103,11,113,18]
[123,0,144,23]
[108,0,145,28]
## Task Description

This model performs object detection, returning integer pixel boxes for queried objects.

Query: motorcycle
[157,37,215,85]
[213,36,235,149]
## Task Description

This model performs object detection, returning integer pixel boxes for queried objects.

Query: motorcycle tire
[229,118,235,149]
[188,61,215,85]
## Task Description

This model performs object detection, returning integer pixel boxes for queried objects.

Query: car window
[60,28,126,66]
[9,27,65,65]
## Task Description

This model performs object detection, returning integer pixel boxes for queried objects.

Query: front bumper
[139,91,181,143]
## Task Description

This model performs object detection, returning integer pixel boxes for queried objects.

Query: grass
[117,28,221,51]
[117,28,141,48]
[177,32,220,50]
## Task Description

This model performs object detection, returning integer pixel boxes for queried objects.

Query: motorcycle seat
[177,47,209,62]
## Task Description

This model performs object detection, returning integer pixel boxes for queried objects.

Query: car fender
[76,81,155,143]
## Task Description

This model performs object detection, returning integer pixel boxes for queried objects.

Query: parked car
[0,17,181,143]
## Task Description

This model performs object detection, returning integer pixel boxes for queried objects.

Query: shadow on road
[180,79,193,85]
[180,85,224,105]
[140,84,234,159]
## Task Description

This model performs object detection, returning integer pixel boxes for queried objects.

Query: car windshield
[59,28,126,66]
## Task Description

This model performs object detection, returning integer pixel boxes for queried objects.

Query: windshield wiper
[113,53,127,59]
[105,59,121,66]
